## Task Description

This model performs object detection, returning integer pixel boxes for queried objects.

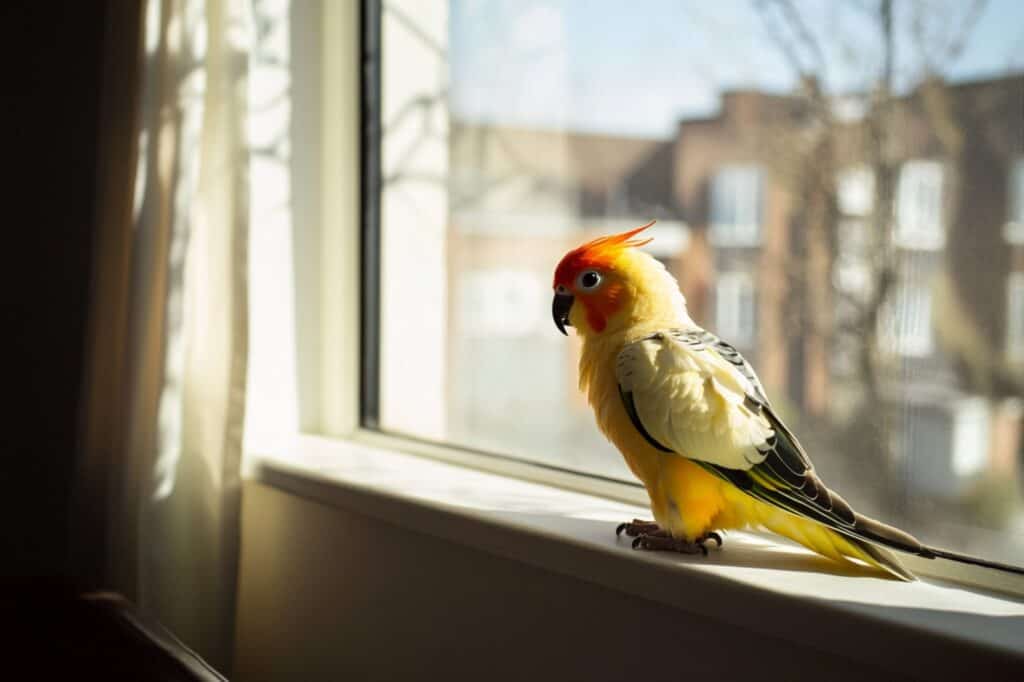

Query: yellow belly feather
[585,341,735,540]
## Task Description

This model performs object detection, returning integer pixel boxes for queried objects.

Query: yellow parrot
[551,221,1018,580]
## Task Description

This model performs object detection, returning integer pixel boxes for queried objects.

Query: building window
[951,398,991,479]
[838,165,874,217]
[903,399,990,498]
[1007,272,1024,363]
[714,272,756,346]
[895,160,944,250]
[835,167,874,300]
[882,284,933,357]
[709,165,763,247]
[1005,157,1024,244]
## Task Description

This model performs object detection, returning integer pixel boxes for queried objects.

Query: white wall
[233,483,884,681]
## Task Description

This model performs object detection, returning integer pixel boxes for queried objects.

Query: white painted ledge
[249,434,1024,677]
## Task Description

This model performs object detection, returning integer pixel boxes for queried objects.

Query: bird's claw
[630,533,707,555]
[627,529,724,555]
[615,519,660,537]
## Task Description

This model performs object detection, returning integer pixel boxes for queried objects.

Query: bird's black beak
[552,293,574,336]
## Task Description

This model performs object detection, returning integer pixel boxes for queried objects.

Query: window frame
[303,0,1024,594]
[360,0,383,431]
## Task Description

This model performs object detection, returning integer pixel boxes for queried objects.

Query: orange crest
[553,220,655,288]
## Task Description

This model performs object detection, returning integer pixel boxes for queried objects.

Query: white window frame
[708,165,763,247]
[894,160,945,250]
[244,0,1024,616]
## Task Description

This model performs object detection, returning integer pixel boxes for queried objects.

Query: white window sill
[249,434,1024,677]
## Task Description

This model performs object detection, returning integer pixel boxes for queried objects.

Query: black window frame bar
[360,0,382,429]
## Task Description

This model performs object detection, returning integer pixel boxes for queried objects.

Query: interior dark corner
[3,1,1024,680]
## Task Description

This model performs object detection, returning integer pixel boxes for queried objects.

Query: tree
[753,0,993,515]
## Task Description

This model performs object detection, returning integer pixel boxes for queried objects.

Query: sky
[449,0,1024,138]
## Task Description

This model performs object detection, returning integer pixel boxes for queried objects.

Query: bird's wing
[616,328,875,539]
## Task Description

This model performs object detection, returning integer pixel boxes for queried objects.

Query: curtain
[74,0,251,673]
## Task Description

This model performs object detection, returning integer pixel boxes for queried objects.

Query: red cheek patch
[580,281,624,333]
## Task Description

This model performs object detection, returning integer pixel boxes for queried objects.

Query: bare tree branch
[776,0,828,78]
[943,0,988,66]
[844,0,880,19]
[754,0,808,78]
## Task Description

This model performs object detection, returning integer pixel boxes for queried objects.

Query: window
[350,0,1024,573]
[902,399,990,496]
[709,165,763,246]
[835,167,874,300]
[714,272,756,346]
[881,283,934,358]
[838,166,874,217]
[1006,157,1024,244]
[1008,272,1024,363]
[895,160,945,250]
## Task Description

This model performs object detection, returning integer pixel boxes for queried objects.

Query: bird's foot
[615,519,661,537]
[630,530,724,556]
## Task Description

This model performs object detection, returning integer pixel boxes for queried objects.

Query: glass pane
[378,0,1024,566]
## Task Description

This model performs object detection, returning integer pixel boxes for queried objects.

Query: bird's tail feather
[752,499,916,581]
[924,547,1024,575]
[853,507,1024,576]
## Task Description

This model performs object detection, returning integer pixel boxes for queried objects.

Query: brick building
[444,74,1024,512]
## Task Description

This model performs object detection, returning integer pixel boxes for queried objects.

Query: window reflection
[380,0,1024,566]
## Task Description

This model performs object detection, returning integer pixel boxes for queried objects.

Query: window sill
[249,434,1024,678]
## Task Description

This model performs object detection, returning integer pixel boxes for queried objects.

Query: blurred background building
[363,0,1024,566]
[442,73,1024,557]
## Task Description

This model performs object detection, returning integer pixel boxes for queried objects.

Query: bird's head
[552,220,688,338]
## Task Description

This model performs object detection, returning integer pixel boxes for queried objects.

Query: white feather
[617,330,774,471]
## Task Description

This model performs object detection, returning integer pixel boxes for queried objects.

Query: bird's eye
[577,270,602,290]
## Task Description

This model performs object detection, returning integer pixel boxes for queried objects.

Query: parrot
[551,220,1024,580]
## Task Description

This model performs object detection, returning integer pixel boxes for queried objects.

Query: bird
[551,220,1021,580]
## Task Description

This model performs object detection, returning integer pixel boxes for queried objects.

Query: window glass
[710,165,763,246]
[895,160,945,250]
[1008,272,1024,363]
[377,0,1024,566]
[714,272,756,347]
[1007,158,1024,243]
[881,283,933,357]
[838,166,874,218]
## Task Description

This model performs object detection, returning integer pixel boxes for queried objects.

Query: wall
[234,482,882,682]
